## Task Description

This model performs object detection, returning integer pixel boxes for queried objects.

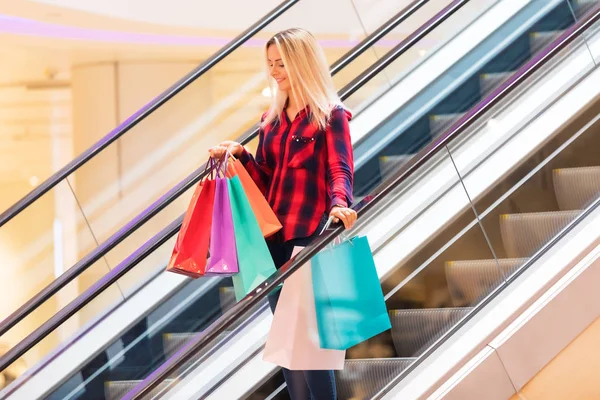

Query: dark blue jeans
[266,216,337,400]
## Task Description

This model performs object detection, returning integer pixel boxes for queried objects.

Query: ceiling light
[29,176,39,186]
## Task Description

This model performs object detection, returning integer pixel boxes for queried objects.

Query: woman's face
[267,44,291,92]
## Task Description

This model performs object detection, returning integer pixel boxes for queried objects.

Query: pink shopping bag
[263,247,346,370]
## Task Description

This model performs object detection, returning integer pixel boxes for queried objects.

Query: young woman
[209,28,356,400]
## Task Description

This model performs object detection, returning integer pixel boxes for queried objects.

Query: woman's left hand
[330,206,357,230]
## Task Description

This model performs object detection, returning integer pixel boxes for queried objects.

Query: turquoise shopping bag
[228,176,277,301]
[311,236,391,350]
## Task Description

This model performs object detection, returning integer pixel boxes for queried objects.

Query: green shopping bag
[228,175,277,301]
[312,236,391,350]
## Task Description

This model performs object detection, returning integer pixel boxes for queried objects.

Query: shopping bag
[205,176,239,276]
[228,175,277,301]
[263,247,346,370]
[312,236,391,350]
[166,177,216,278]
[226,156,282,238]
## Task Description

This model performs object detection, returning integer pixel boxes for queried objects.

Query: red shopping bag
[166,175,216,278]
[225,156,282,238]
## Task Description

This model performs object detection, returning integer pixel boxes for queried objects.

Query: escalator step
[573,0,598,17]
[500,210,580,258]
[389,308,471,357]
[335,358,415,400]
[106,331,234,399]
[219,286,236,311]
[553,166,600,211]
[429,113,462,137]
[163,331,231,370]
[378,154,414,177]
[445,258,527,306]
[479,72,514,95]
[105,379,174,400]
[163,332,197,358]
[529,30,564,54]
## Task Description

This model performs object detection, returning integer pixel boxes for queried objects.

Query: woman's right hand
[208,141,243,160]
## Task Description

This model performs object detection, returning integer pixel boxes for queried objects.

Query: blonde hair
[262,28,343,130]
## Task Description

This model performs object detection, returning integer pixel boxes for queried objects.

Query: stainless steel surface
[479,71,514,95]
[105,379,174,400]
[500,210,580,258]
[390,308,471,356]
[336,358,415,400]
[554,166,600,210]
[445,258,527,305]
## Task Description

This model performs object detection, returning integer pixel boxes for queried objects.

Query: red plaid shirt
[239,105,354,242]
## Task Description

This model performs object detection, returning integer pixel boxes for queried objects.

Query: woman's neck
[286,93,305,113]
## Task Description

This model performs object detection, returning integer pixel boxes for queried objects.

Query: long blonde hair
[262,28,343,130]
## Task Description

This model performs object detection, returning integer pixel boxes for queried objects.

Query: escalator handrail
[0,0,299,230]
[0,0,433,344]
[124,4,600,399]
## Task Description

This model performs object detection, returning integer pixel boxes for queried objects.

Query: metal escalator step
[163,332,197,358]
[553,167,600,210]
[105,379,175,400]
[107,331,233,400]
[429,113,462,136]
[389,308,471,357]
[162,331,232,382]
[378,154,414,177]
[479,72,513,95]
[335,358,415,400]
[500,210,580,258]
[529,30,564,54]
[573,0,597,17]
[163,331,231,363]
[220,286,236,311]
[445,258,527,306]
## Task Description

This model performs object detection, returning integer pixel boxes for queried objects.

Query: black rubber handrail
[0,0,298,230]
[0,0,430,340]
[123,3,600,399]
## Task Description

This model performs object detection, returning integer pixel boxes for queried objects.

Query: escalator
[2,0,600,399]
[0,0,426,359]
[409,112,600,399]
[212,89,600,397]
[353,0,594,195]
[0,0,464,398]
[111,3,600,400]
